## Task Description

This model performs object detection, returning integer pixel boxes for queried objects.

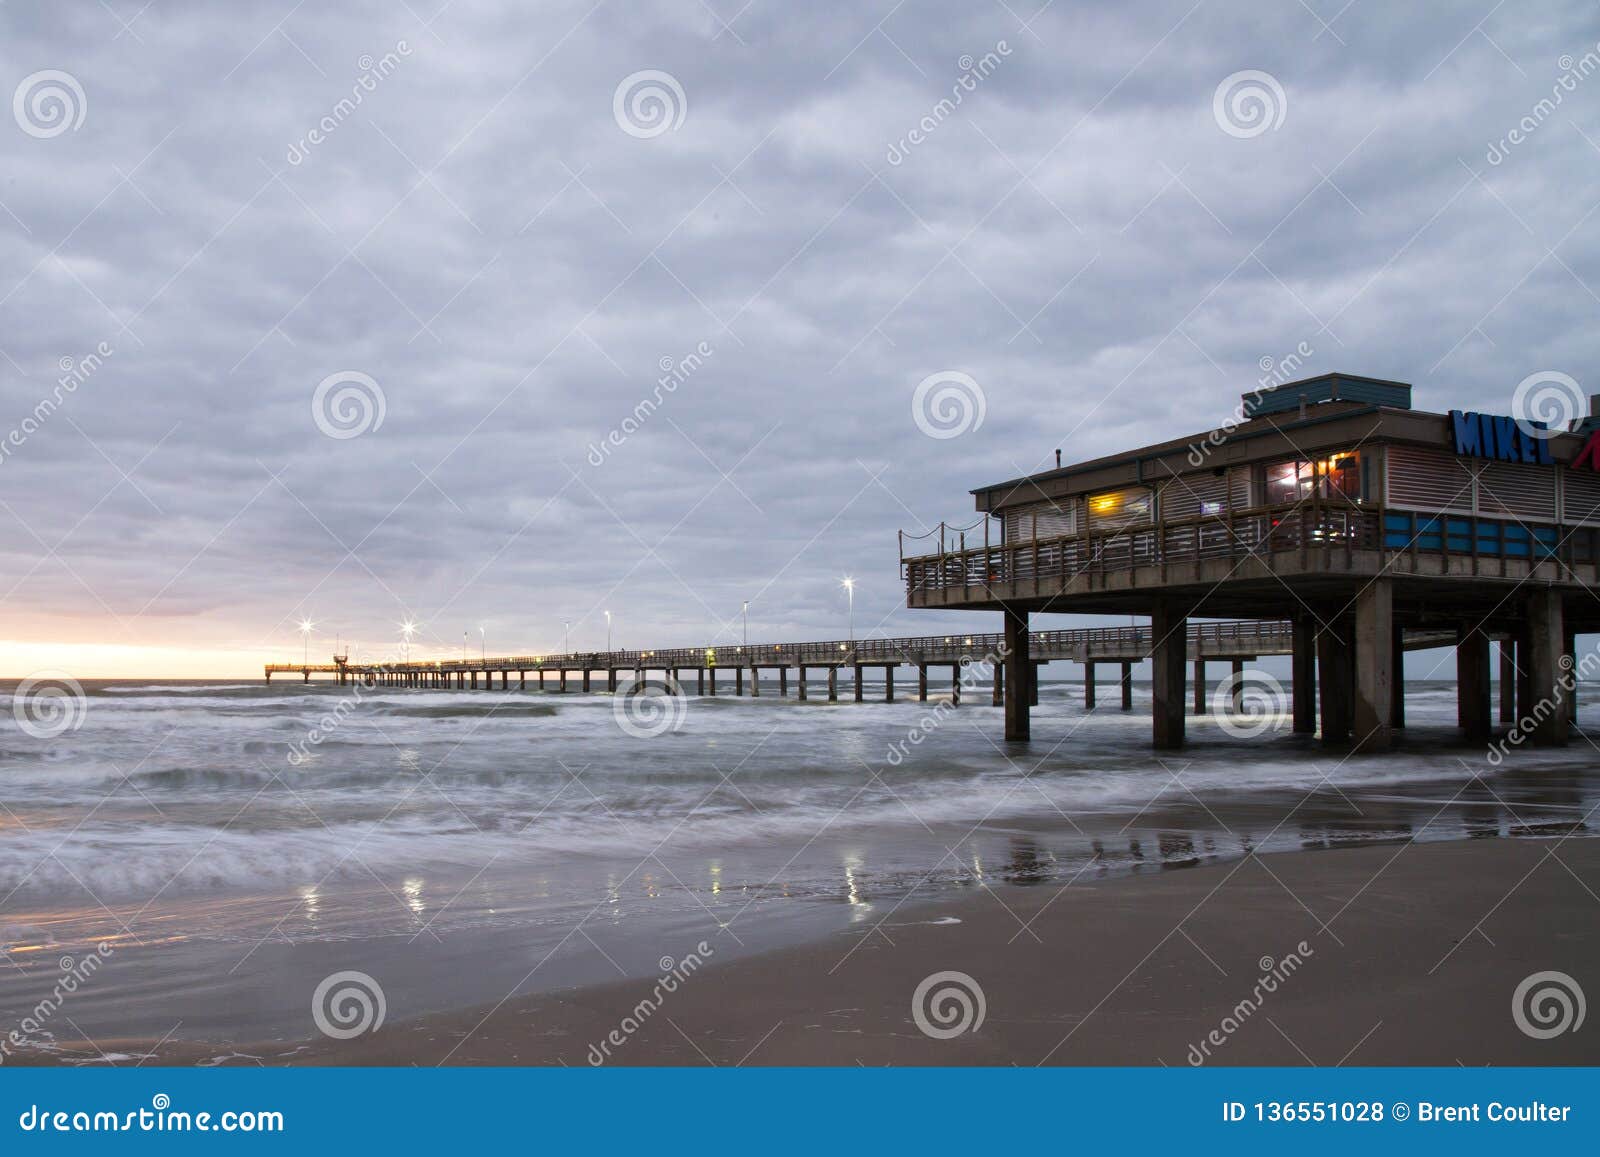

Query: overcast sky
[2,1,1598,674]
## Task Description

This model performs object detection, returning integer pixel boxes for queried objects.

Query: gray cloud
[2,0,1598,667]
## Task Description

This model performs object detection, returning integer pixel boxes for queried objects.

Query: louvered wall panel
[1385,445,1474,512]
[1003,500,1077,542]
[1562,470,1600,525]
[1477,461,1557,521]
[1160,473,1227,520]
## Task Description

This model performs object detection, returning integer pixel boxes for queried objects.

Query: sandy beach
[83,834,1591,1068]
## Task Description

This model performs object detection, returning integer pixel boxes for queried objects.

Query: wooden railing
[901,501,1380,595]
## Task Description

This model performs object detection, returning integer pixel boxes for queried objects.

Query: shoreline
[51,832,1599,1067]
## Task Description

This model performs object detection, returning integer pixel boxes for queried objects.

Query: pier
[901,373,1600,750]
[265,619,1459,713]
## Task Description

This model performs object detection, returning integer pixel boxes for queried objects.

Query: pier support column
[885,667,894,701]
[1084,662,1096,710]
[708,669,716,696]
[1499,641,1516,723]
[1318,617,1352,744]
[751,667,760,697]
[1150,603,1187,750]
[1003,604,1031,741]
[696,668,703,695]
[1231,659,1245,714]
[992,659,1003,705]
[470,672,477,689]
[1030,663,1040,705]
[797,666,807,700]
[1121,662,1133,711]
[1525,589,1568,746]
[1292,614,1317,733]
[610,668,618,693]
[1457,625,1491,744]
[854,664,863,702]
[828,667,838,701]
[1192,659,1206,715]
[558,669,567,693]
[780,667,788,697]
[918,664,928,702]
[1566,630,1579,723]
[1390,626,1405,729]
[1352,579,1395,752]
[736,667,744,696]
[583,669,591,692]
[951,664,960,707]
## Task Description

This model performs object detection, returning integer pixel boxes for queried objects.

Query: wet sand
[105,833,1598,1067]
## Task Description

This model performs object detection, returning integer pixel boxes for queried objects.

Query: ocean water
[0,675,1595,1058]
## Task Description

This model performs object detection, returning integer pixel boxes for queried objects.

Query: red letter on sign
[1574,430,1600,471]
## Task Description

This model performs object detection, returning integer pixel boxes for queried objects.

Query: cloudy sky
[1,0,1598,675]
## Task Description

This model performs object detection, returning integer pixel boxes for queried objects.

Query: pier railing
[264,620,1310,679]
[900,501,1381,596]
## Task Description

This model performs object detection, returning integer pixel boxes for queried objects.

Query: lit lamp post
[742,600,749,648]
[298,618,314,667]
[605,610,613,652]
[479,625,486,662]
[563,620,571,655]
[400,620,417,663]
[841,577,854,644]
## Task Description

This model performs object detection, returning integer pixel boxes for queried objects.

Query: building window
[1263,451,1362,504]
